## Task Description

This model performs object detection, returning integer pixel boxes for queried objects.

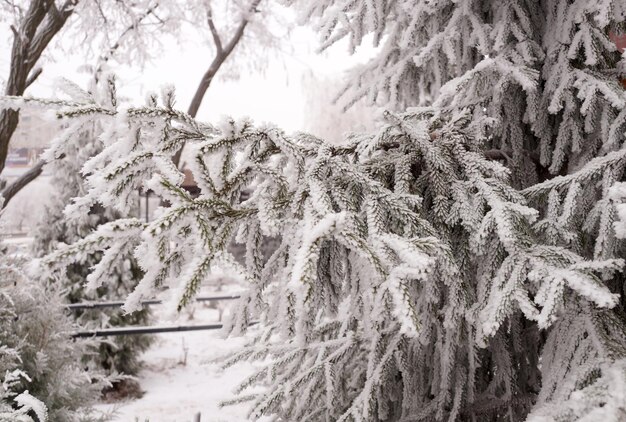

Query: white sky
[0,9,375,133]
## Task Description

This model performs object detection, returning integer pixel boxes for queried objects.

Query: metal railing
[65,293,241,310]
[72,322,225,338]
[68,293,251,338]
[71,321,258,338]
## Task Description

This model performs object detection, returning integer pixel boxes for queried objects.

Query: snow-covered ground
[96,305,265,422]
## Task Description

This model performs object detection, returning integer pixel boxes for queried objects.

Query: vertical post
[145,190,150,222]
[193,412,201,422]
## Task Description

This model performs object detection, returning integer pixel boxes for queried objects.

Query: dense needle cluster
[0,251,106,422]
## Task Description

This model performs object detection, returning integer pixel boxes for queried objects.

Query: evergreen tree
[0,245,107,422]
[32,78,152,378]
[3,1,626,421]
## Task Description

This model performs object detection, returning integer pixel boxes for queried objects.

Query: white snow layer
[96,306,266,422]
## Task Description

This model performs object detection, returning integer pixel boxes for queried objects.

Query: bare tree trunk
[0,110,20,176]
[0,0,78,175]
[172,0,261,168]
[0,1,165,208]
[1,0,47,174]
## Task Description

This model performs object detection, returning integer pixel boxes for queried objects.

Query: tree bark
[0,0,78,175]
[0,0,78,215]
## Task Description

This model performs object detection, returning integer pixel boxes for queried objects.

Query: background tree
[172,0,282,168]
[0,245,108,422]
[30,77,153,381]
[0,0,181,208]
[29,0,283,379]
[0,0,284,207]
[0,0,181,402]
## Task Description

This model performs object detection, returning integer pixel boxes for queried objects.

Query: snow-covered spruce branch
[5,83,625,420]
[292,0,626,193]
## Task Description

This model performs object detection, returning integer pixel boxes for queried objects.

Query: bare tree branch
[172,0,262,168]
[2,0,23,17]
[206,6,223,53]
[221,1,259,57]
[43,0,61,20]
[25,66,43,89]
[28,0,79,68]
[0,159,45,209]
[93,0,108,25]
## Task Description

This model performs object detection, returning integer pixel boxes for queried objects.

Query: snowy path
[96,307,263,422]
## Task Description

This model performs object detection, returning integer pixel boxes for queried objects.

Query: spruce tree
[32,78,152,378]
[0,245,107,422]
[3,1,626,421]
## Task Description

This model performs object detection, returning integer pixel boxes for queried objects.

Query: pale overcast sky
[0,11,375,133]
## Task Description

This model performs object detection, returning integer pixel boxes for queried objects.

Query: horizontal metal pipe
[72,323,224,338]
[71,321,258,338]
[65,294,241,310]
